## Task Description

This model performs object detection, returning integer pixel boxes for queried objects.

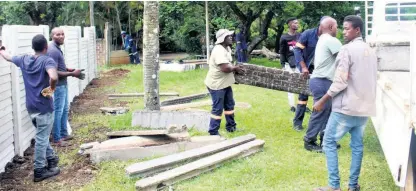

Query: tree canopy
[0,1,364,53]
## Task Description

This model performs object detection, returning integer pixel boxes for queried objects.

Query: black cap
[286,17,297,25]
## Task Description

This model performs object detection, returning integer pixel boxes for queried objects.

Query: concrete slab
[134,139,265,191]
[132,110,210,131]
[126,134,254,177]
[89,137,224,164]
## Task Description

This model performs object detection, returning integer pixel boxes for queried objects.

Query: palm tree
[143,1,160,110]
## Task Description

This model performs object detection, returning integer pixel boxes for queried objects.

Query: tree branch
[226,2,247,21]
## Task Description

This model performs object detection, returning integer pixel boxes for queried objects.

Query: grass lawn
[68,59,397,191]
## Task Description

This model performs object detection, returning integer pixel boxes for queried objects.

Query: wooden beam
[126,134,256,177]
[108,92,179,99]
[135,139,265,191]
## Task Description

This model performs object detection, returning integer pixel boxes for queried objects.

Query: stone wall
[235,64,312,95]
[96,39,105,66]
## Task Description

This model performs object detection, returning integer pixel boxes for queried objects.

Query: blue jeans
[207,86,236,135]
[53,85,69,142]
[323,112,368,189]
[304,78,332,143]
[29,112,56,169]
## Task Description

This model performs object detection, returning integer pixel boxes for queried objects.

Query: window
[385,2,416,21]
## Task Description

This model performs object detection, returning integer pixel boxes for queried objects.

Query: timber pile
[125,134,265,191]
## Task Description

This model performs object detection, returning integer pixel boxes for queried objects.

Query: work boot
[33,167,60,182]
[348,185,360,191]
[293,125,304,132]
[304,141,323,153]
[47,156,59,170]
[61,135,74,141]
[53,140,72,147]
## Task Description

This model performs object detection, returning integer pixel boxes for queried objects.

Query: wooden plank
[161,101,251,111]
[135,139,265,191]
[17,26,43,33]
[108,92,179,99]
[107,130,169,138]
[126,134,256,177]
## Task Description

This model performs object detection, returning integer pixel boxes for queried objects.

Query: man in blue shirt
[0,34,60,182]
[48,27,83,147]
[121,31,140,64]
[292,16,329,132]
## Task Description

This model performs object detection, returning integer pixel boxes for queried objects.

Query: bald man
[303,17,342,152]
[47,27,82,147]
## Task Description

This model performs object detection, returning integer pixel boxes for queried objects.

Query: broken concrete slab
[107,130,168,138]
[89,136,225,164]
[106,125,188,139]
[132,110,210,131]
[126,134,256,177]
[160,93,210,106]
[94,132,190,150]
[134,139,265,191]
[100,107,129,115]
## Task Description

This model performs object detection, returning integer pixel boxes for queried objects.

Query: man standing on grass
[292,16,329,132]
[313,15,377,191]
[279,17,301,113]
[0,35,61,182]
[204,29,245,136]
[48,27,84,147]
[303,17,342,153]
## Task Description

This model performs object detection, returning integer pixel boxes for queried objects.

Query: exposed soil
[0,68,130,191]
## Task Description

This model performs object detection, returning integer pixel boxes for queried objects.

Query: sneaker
[52,140,72,147]
[290,106,296,112]
[293,125,304,132]
[304,141,323,153]
[348,185,360,191]
[226,127,236,133]
[33,167,60,182]
[62,135,74,141]
[47,156,59,170]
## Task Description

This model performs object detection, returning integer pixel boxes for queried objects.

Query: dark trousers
[129,52,140,64]
[293,65,314,127]
[207,86,236,135]
[304,78,332,143]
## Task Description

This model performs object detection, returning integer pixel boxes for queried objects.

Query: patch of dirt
[0,68,130,191]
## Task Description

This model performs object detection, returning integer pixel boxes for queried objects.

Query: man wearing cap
[292,16,329,132]
[204,29,245,136]
[121,31,140,64]
[280,17,301,113]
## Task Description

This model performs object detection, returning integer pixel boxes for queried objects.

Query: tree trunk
[143,1,160,110]
[114,2,124,47]
[274,21,285,54]
[128,6,131,35]
[247,10,274,53]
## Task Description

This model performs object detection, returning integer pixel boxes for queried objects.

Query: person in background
[0,35,61,182]
[48,27,84,147]
[235,24,248,64]
[303,16,342,152]
[204,29,245,136]
[121,31,140,64]
[313,15,377,191]
[279,17,301,113]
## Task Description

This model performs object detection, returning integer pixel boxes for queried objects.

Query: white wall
[0,24,97,173]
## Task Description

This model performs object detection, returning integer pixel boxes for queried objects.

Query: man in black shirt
[279,17,300,113]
